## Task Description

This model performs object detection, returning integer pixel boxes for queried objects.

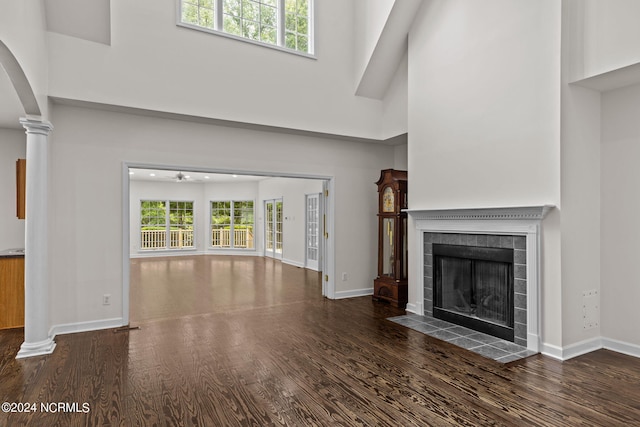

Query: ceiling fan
[173,171,189,182]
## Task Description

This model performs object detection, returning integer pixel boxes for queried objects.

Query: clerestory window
[179,0,313,55]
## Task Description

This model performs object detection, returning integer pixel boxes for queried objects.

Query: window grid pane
[211,201,232,248]
[210,201,254,249]
[233,201,254,249]
[169,201,195,249]
[284,0,309,52]
[141,200,167,250]
[181,0,312,53]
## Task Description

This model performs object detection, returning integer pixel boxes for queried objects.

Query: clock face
[382,187,395,212]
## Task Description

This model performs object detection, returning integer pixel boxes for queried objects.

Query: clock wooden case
[373,169,408,308]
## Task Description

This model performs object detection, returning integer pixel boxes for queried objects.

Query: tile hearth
[388,313,537,363]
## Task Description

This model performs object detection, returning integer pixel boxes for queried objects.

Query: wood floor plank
[1,255,640,426]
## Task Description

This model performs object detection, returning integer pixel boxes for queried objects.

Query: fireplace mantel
[406,205,554,221]
[406,205,555,353]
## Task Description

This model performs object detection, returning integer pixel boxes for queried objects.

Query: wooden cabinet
[0,256,25,329]
[16,159,26,219]
[373,169,408,308]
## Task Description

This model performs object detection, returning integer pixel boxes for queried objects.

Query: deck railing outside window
[211,228,254,249]
[141,229,194,250]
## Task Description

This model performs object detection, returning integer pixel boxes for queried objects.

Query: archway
[0,39,55,358]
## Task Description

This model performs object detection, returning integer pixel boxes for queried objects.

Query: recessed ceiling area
[128,168,270,184]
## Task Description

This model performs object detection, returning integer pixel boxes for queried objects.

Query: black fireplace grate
[433,244,514,342]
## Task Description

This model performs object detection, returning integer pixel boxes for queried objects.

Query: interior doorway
[122,165,335,327]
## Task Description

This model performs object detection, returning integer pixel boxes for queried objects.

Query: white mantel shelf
[405,205,555,221]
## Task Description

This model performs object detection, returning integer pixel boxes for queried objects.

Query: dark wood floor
[1,256,640,426]
[129,255,323,323]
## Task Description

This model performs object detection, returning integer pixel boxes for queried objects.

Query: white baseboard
[405,302,422,315]
[540,337,640,361]
[131,250,204,259]
[282,258,305,268]
[206,249,261,257]
[560,337,603,360]
[131,250,266,258]
[334,288,373,299]
[602,337,640,358]
[539,342,564,360]
[541,339,602,361]
[16,338,57,359]
[49,318,125,338]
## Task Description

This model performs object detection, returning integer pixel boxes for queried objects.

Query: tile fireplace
[407,206,553,353]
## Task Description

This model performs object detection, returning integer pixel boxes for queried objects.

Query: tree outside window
[211,200,254,249]
[140,200,194,250]
[180,0,313,54]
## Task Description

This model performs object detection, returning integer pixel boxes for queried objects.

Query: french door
[305,193,322,271]
[264,199,283,259]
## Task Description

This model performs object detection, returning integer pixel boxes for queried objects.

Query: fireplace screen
[433,244,514,341]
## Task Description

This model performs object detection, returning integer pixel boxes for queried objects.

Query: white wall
[0,129,26,249]
[408,0,561,210]
[258,177,323,267]
[559,1,603,349]
[48,103,394,327]
[353,0,395,88]
[601,83,640,347]
[46,0,385,139]
[381,52,408,140]
[0,1,49,118]
[579,0,640,80]
[407,0,563,349]
[393,143,407,171]
[559,84,602,348]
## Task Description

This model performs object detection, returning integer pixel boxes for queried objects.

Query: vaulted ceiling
[0,0,111,130]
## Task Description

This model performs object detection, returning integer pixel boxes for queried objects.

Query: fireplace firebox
[433,244,514,341]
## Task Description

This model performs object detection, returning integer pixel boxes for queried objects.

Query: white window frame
[177,0,315,58]
[140,199,196,251]
[210,200,256,250]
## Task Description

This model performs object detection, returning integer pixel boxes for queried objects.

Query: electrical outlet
[103,294,111,305]
[341,272,348,281]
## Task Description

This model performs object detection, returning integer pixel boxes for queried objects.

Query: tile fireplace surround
[406,206,554,353]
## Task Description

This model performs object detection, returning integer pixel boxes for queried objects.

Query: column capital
[20,117,53,136]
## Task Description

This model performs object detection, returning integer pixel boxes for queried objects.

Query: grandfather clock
[373,169,408,308]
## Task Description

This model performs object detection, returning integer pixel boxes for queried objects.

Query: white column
[16,118,56,359]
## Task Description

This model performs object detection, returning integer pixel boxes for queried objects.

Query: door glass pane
[306,195,319,262]
[266,202,274,251]
[275,201,283,253]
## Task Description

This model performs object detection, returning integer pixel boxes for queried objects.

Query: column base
[16,338,56,359]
